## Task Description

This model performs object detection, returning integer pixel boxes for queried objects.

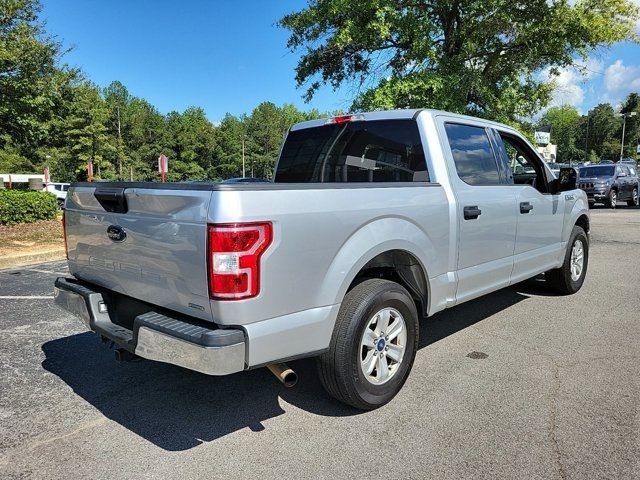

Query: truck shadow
[41,281,546,451]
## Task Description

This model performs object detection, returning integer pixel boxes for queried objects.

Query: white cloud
[540,58,604,110]
[604,60,640,94]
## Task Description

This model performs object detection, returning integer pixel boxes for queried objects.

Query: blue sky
[42,1,640,120]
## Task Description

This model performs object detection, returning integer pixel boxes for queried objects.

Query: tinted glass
[275,120,428,183]
[579,166,615,177]
[445,124,500,185]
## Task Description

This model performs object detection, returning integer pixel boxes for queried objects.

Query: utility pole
[116,105,123,177]
[618,112,637,160]
[242,137,246,178]
[584,111,590,163]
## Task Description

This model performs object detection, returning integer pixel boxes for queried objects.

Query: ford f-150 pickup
[54,109,590,409]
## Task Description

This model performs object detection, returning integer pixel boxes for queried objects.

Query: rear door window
[444,123,501,186]
[275,119,428,183]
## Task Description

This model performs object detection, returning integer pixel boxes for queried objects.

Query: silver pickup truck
[54,109,590,410]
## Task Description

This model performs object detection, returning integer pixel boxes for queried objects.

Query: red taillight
[62,212,68,259]
[207,222,273,300]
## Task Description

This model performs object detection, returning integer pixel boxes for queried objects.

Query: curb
[0,248,66,270]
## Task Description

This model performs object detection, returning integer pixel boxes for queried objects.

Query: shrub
[0,190,58,225]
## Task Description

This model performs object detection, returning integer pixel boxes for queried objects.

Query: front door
[492,131,565,282]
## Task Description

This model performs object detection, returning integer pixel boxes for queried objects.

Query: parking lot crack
[549,363,567,480]
[0,418,108,465]
[477,331,568,479]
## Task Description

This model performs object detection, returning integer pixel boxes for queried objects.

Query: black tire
[317,278,419,410]
[627,187,638,207]
[545,226,589,295]
[605,189,617,209]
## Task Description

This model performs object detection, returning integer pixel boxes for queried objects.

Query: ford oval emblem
[106,225,126,242]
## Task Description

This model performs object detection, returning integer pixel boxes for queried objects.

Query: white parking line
[0,296,54,299]
[25,268,68,276]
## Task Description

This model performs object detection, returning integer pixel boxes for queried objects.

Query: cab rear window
[275,119,428,183]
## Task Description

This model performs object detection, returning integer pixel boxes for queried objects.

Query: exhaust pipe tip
[267,363,298,388]
[281,370,298,388]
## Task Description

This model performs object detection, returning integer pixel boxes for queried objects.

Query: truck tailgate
[65,184,214,322]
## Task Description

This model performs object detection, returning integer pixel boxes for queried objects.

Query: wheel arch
[319,217,436,318]
[347,249,430,318]
[575,213,590,235]
[562,198,590,243]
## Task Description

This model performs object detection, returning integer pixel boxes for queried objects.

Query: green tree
[125,97,165,180]
[539,106,582,163]
[280,0,639,121]
[160,107,217,181]
[103,81,132,178]
[585,103,620,161]
[64,82,116,180]
[620,93,640,159]
[245,102,287,179]
[0,0,77,158]
[210,113,246,180]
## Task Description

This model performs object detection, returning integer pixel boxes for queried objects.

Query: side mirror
[551,167,577,194]
[618,172,627,177]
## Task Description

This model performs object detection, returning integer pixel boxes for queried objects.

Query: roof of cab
[289,108,517,134]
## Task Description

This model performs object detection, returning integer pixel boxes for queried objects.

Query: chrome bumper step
[53,277,246,375]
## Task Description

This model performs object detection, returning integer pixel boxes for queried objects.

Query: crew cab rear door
[437,118,518,303]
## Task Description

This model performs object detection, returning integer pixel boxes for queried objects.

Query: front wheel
[545,226,589,294]
[606,189,617,209]
[627,188,638,207]
[317,279,419,410]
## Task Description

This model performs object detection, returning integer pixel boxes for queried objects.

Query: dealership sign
[535,125,552,146]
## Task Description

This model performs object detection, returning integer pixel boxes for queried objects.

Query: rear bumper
[53,277,246,375]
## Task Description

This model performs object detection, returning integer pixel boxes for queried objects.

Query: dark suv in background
[578,164,639,208]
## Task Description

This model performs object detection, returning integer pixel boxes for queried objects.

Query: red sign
[158,154,168,182]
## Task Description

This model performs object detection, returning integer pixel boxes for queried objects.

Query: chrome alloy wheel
[360,307,407,385]
[570,239,585,282]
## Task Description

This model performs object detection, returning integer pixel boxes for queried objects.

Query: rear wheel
[627,187,638,207]
[317,279,419,410]
[605,189,617,208]
[545,226,588,294]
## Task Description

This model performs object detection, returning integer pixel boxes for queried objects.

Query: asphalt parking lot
[1,207,638,479]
